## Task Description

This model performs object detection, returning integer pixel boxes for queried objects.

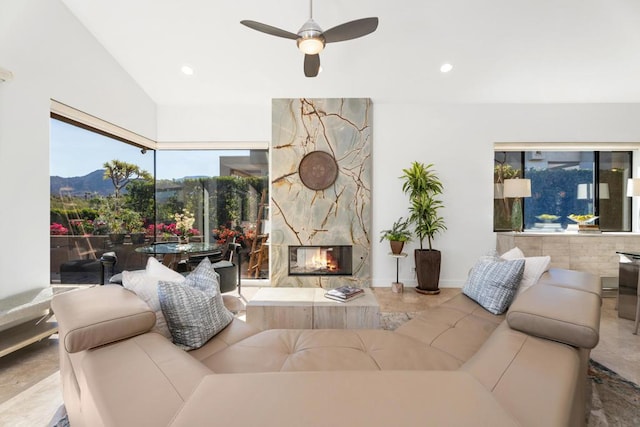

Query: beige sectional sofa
[51,268,601,427]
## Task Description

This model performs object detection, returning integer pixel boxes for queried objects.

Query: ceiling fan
[241,0,378,77]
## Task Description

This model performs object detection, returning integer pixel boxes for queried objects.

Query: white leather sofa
[51,268,601,427]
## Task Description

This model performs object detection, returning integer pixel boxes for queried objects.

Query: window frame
[494,148,633,233]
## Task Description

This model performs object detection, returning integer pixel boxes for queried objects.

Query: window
[494,150,632,232]
[155,149,270,278]
[50,116,155,284]
[50,104,271,284]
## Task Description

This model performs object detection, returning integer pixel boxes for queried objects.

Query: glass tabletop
[135,242,222,255]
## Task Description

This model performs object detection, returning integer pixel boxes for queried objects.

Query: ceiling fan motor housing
[297,19,325,54]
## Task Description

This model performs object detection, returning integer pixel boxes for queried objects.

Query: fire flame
[302,248,338,271]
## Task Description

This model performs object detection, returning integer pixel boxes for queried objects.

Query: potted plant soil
[400,162,447,295]
[379,217,412,255]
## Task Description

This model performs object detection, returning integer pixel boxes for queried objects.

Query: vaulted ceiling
[61,0,640,106]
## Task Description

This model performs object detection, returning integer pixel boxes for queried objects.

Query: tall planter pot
[415,249,441,295]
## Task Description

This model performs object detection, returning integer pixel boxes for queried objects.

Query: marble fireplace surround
[270,98,372,288]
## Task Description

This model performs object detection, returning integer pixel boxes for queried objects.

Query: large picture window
[50,116,155,284]
[494,150,632,232]
[51,114,270,285]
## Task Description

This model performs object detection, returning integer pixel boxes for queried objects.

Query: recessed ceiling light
[181,65,194,76]
[440,63,453,73]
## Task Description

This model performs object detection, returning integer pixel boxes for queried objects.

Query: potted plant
[97,200,126,244]
[401,161,447,295]
[379,217,412,255]
[120,209,145,244]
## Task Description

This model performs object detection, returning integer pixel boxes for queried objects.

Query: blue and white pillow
[158,258,233,350]
[462,258,525,315]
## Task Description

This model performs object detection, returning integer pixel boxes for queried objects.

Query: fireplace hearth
[288,246,353,276]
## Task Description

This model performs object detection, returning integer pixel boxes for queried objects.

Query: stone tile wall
[270,98,372,288]
[496,232,640,278]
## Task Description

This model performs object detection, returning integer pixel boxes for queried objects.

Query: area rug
[48,406,69,427]
[588,360,640,426]
[380,311,640,427]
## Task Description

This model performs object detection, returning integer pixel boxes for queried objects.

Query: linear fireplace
[288,246,353,276]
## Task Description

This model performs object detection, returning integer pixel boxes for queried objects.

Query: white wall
[372,103,640,287]
[158,104,269,142]
[0,0,156,299]
[159,102,640,287]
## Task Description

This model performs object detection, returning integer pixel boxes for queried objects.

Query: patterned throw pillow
[122,258,187,338]
[158,258,233,350]
[183,257,221,296]
[462,258,525,315]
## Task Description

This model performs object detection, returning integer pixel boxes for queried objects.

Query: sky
[50,118,248,179]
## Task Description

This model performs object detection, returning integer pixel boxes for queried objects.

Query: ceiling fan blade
[323,17,378,43]
[240,20,298,40]
[304,54,320,77]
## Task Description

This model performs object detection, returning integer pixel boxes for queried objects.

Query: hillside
[50,169,114,196]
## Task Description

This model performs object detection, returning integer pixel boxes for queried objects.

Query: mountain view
[50,169,203,197]
[50,169,114,196]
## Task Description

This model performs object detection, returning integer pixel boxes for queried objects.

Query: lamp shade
[578,183,610,200]
[577,183,590,200]
[503,178,531,198]
[627,179,640,197]
[297,37,325,54]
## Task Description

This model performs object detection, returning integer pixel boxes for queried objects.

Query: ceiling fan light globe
[297,37,325,54]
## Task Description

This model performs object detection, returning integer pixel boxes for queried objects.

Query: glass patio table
[135,242,222,270]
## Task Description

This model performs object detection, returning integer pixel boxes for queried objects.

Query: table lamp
[627,179,640,232]
[577,183,610,200]
[504,178,532,232]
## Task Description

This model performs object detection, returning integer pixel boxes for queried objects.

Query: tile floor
[0,286,638,426]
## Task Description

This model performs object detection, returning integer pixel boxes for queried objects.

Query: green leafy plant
[379,217,412,242]
[120,208,145,234]
[400,161,447,250]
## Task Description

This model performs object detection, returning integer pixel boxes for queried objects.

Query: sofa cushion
[537,268,602,297]
[188,317,260,362]
[462,258,525,315]
[394,293,504,363]
[51,286,155,353]
[169,371,520,427]
[159,259,234,350]
[198,329,461,373]
[81,332,213,427]
[462,322,580,427]
[122,257,186,338]
[506,284,601,349]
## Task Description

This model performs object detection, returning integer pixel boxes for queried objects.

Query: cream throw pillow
[500,247,551,295]
[123,257,186,338]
